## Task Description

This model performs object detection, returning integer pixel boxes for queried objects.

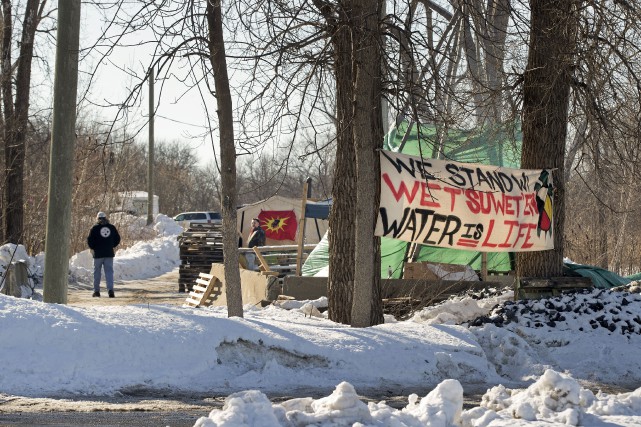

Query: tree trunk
[2,0,41,244]
[484,0,510,123]
[1,0,13,244]
[327,5,356,325]
[516,0,580,278]
[206,0,243,318]
[351,0,383,327]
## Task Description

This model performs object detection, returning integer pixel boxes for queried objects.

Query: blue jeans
[93,257,114,292]
[245,253,258,271]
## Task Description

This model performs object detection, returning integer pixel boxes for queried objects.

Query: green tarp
[383,120,522,168]
[565,263,631,289]
[381,121,521,277]
[302,121,522,278]
[626,272,641,282]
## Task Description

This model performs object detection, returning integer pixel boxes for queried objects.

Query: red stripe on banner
[457,238,479,247]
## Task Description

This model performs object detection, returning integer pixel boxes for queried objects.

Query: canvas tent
[237,195,329,247]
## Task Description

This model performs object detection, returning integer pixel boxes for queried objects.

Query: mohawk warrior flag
[258,210,298,241]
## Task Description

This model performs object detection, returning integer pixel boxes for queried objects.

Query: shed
[116,191,159,216]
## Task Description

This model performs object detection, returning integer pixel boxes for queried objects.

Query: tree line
[3,1,641,325]
[1,115,333,256]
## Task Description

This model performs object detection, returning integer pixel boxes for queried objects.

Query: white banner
[376,150,554,252]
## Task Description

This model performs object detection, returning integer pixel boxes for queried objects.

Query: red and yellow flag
[258,210,298,241]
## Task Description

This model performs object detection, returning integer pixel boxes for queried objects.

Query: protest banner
[376,150,554,252]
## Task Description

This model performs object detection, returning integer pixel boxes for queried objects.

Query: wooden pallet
[184,272,222,307]
[516,276,593,299]
[178,223,225,291]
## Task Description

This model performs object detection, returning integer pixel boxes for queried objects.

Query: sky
[76,4,220,166]
[1,215,641,426]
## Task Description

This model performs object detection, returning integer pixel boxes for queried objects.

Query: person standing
[87,211,121,298]
[245,218,266,270]
[247,218,266,248]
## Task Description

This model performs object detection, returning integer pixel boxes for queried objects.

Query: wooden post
[481,252,488,281]
[295,178,312,275]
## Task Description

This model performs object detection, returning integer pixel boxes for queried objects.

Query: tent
[237,195,329,247]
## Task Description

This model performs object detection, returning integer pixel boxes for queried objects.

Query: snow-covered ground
[1,214,641,426]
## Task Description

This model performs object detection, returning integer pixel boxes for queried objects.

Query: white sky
[76,4,220,167]
[1,215,641,426]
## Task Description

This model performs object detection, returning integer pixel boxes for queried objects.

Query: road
[66,268,186,307]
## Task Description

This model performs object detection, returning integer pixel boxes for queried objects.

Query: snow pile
[468,287,641,337]
[3,221,641,426]
[195,369,641,427]
[410,287,513,325]
[109,212,182,240]
[68,214,180,282]
[0,243,35,279]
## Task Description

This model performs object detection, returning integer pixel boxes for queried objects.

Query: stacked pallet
[177,223,223,292]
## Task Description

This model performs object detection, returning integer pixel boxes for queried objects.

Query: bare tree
[206,0,243,317]
[351,0,384,327]
[2,0,49,244]
[515,0,580,277]
[81,0,641,293]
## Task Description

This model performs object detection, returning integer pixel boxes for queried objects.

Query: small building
[115,191,159,216]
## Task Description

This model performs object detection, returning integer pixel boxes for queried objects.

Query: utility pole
[43,0,82,304]
[147,66,155,226]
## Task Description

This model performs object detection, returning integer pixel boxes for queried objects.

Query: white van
[173,211,222,228]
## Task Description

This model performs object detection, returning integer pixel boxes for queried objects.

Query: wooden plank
[198,277,220,307]
[296,181,309,276]
[517,276,593,300]
[253,247,272,273]
[267,264,297,271]
[185,297,202,306]
[520,277,592,288]
[192,285,209,293]
[240,244,315,253]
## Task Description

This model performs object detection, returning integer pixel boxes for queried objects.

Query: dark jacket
[87,220,121,258]
[248,226,266,248]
